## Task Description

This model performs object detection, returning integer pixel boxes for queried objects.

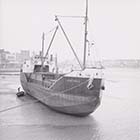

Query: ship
[20,0,105,116]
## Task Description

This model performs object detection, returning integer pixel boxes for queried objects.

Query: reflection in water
[37,117,100,140]
[1,118,101,140]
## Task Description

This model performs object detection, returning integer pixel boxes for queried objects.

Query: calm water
[0,68,139,140]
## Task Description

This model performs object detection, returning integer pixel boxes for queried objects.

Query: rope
[0,100,39,114]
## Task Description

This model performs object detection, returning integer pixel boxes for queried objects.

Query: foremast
[40,26,59,68]
[41,32,45,67]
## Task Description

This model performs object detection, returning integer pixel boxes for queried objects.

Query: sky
[0,0,140,62]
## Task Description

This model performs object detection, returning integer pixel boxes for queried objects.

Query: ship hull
[20,72,103,116]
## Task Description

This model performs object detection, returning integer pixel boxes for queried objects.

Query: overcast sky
[0,0,140,62]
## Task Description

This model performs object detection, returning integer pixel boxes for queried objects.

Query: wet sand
[0,69,139,140]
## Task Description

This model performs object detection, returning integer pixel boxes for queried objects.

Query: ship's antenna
[83,0,88,70]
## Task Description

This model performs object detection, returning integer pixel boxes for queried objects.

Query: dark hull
[20,72,103,116]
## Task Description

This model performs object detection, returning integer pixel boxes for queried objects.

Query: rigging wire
[55,16,83,69]
[44,26,58,36]
[55,15,85,19]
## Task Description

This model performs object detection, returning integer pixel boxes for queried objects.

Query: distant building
[5,53,16,63]
[0,49,4,64]
[0,49,10,65]
[16,50,30,64]
[21,50,30,59]
[0,49,31,68]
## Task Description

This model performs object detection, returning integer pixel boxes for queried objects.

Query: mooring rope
[0,100,39,114]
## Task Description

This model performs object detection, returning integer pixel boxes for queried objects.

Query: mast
[41,32,45,67]
[42,26,59,66]
[83,0,88,70]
